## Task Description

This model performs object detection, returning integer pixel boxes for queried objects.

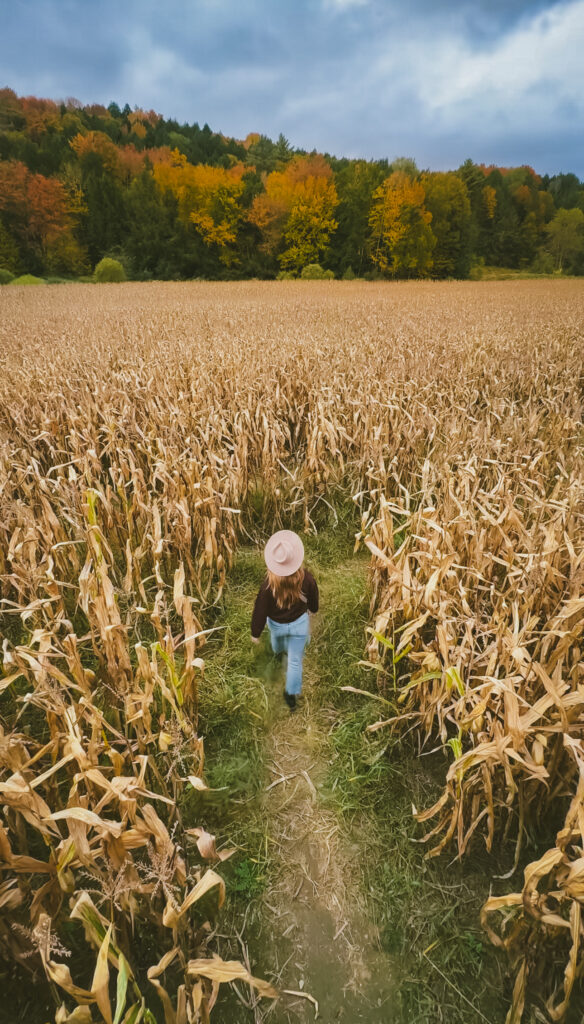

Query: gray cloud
[1,0,582,175]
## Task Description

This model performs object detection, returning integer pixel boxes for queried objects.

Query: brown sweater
[251,570,319,638]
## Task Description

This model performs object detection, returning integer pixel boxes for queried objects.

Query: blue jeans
[267,613,309,696]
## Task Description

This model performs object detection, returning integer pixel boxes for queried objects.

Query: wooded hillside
[1,88,583,280]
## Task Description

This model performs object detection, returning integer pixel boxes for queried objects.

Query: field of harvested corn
[1,279,583,1023]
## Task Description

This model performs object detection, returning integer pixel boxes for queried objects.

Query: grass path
[245,554,397,1023]
[198,519,507,1024]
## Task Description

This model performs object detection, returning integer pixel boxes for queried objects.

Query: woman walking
[251,530,319,711]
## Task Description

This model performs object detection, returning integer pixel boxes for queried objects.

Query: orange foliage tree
[512,182,554,232]
[20,96,60,139]
[117,144,149,181]
[0,160,70,258]
[70,132,168,186]
[143,147,175,167]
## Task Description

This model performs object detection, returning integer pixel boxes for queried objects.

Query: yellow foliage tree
[420,171,471,278]
[248,169,295,254]
[280,176,338,272]
[248,155,338,271]
[243,132,261,150]
[69,131,122,177]
[45,231,90,275]
[482,185,497,220]
[153,150,246,263]
[369,171,435,277]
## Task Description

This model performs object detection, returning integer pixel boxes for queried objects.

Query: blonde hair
[267,566,305,609]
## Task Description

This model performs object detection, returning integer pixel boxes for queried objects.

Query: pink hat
[264,530,304,576]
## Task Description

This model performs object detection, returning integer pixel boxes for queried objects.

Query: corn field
[0,279,583,1022]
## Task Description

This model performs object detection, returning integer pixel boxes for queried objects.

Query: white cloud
[115,27,203,105]
[2,0,582,173]
[323,0,369,10]
[428,1,581,104]
[408,1,584,124]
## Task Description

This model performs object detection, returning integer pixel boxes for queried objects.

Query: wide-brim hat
[264,530,304,576]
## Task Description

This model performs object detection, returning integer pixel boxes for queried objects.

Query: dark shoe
[283,690,296,711]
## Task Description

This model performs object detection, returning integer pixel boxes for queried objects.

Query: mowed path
[258,603,397,1023]
[207,539,397,1023]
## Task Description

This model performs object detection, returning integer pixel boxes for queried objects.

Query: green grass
[197,505,509,1022]
[189,510,362,903]
[188,547,273,908]
[302,516,508,1024]
[10,273,45,285]
[469,264,566,281]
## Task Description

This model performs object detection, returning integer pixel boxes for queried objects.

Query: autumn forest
[1,87,584,282]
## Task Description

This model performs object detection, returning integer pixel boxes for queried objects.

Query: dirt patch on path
[250,644,397,1023]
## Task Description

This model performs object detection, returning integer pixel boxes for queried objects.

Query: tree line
[1,88,584,281]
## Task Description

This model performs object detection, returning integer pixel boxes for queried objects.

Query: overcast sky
[2,0,583,176]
